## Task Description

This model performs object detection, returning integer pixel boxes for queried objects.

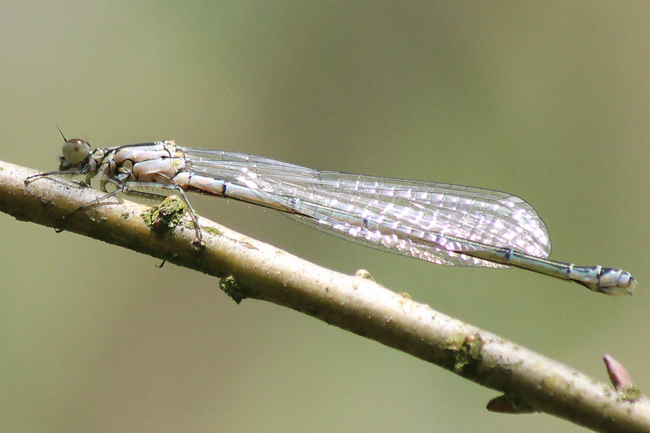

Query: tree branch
[1,159,648,433]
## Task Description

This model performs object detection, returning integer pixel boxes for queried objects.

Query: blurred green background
[1,2,648,432]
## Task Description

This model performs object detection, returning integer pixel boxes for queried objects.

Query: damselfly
[25,135,636,295]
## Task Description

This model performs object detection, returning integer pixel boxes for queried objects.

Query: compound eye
[62,138,91,164]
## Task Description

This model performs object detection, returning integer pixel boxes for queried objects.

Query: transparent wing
[181,147,551,268]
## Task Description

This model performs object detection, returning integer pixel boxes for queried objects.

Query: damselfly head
[61,138,91,165]
[56,126,91,169]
